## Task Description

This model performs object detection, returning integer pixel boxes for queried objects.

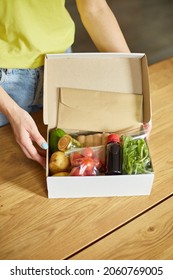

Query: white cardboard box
[43,53,154,198]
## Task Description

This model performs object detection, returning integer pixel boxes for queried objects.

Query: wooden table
[0,58,173,260]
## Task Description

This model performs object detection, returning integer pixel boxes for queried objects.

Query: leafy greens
[121,136,153,175]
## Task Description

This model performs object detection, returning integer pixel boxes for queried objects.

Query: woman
[0,0,130,167]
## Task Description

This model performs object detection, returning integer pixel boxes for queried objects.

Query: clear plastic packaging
[67,146,105,176]
[121,135,153,175]
[49,125,152,176]
[116,122,152,140]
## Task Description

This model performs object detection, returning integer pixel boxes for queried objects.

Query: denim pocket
[0,69,6,85]
[0,68,39,110]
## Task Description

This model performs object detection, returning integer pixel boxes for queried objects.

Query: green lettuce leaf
[121,136,153,175]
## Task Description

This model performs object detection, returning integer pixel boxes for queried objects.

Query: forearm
[76,0,130,53]
[0,86,20,122]
[0,86,47,167]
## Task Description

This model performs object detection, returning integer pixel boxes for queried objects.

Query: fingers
[20,140,46,168]
[25,122,48,167]
[10,108,48,168]
[29,125,48,151]
[15,124,48,168]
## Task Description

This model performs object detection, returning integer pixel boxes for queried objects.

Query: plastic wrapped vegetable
[58,135,82,152]
[49,128,82,155]
[69,146,105,176]
[49,128,66,154]
[122,136,153,175]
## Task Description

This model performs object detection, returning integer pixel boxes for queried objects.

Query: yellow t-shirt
[0,0,75,68]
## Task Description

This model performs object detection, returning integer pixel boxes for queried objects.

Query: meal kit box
[43,53,154,198]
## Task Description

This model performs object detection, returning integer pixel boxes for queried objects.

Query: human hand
[9,107,48,168]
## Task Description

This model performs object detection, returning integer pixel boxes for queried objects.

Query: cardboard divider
[58,87,143,132]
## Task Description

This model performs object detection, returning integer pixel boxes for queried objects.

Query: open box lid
[43,53,151,131]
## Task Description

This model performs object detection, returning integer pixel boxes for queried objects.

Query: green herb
[121,136,152,175]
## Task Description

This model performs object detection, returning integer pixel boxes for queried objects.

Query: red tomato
[70,152,84,166]
[71,158,84,167]
[81,147,93,158]
[93,157,102,170]
[70,166,86,176]
[86,167,98,176]
[70,151,83,161]
[82,157,95,172]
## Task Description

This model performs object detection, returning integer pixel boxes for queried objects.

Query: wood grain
[0,58,173,260]
[70,196,173,260]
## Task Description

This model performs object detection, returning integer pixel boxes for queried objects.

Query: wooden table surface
[0,58,173,260]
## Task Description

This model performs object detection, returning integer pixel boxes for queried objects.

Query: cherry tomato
[70,166,86,176]
[86,167,98,176]
[93,157,102,170]
[81,147,93,158]
[82,157,95,172]
[70,152,84,166]
[72,158,84,167]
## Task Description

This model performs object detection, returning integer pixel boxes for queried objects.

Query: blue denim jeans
[0,47,72,126]
[0,67,44,126]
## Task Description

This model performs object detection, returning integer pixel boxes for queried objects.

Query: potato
[52,172,69,176]
[49,151,70,174]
